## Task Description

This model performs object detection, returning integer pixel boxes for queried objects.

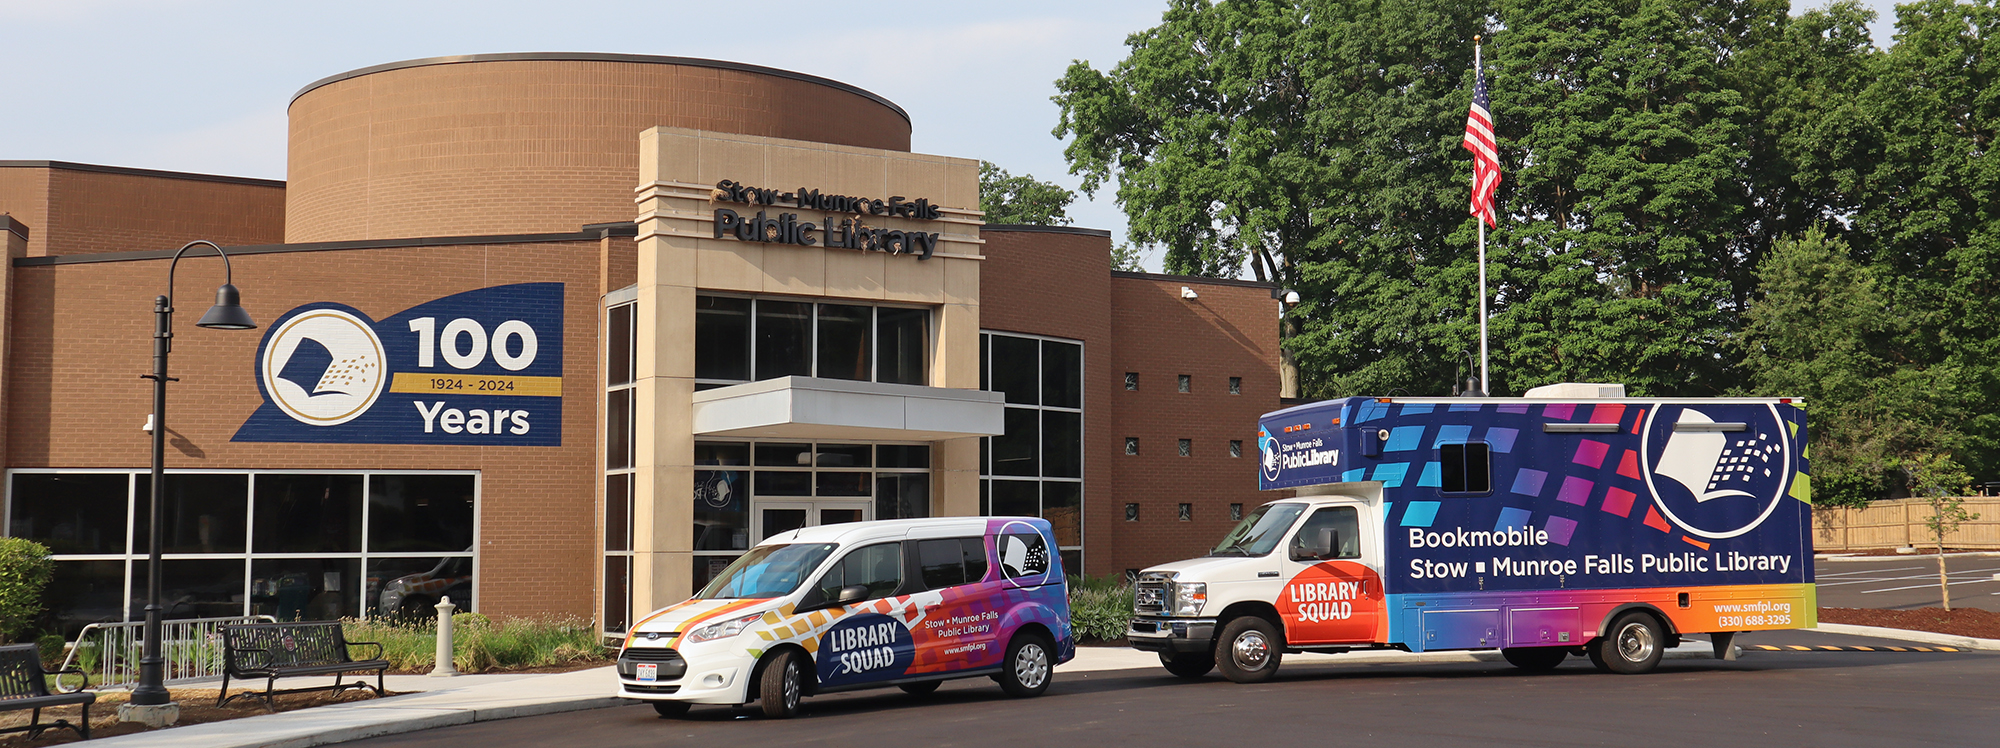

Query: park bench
[0,642,95,740]
[219,621,388,709]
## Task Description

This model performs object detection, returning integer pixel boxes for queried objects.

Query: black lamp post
[130,240,255,709]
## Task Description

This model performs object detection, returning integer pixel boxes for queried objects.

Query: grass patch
[1067,574,1135,643]
[342,615,606,673]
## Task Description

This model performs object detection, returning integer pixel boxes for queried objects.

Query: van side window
[817,542,903,602]
[1290,507,1360,561]
[916,537,988,590]
[998,532,1051,580]
[1440,442,1492,493]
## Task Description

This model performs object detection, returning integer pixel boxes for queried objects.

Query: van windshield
[696,543,838,599]
[1209,503,1306,557]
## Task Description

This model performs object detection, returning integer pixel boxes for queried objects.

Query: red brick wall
[4,240,601,620]
[0,165,285,258]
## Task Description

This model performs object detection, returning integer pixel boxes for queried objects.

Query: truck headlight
[1172,582,1207,617]
[685,612,763,644]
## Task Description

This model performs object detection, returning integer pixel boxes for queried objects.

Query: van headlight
[1172,582,1207,617]
[685,613,763,644]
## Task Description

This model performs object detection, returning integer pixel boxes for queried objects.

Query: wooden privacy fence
[1812,496,2000,551]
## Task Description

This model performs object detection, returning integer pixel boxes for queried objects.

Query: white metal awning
[690,376,1005,441]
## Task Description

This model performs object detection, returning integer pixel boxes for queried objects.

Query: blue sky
[0,1,1904,271]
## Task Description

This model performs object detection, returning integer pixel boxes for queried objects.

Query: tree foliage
[979,161,1076,226]
[0,538,53,643]
[1055,0,2000,492]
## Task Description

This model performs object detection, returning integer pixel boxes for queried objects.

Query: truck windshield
[1209,503,1306,557]
[696,543,838,599]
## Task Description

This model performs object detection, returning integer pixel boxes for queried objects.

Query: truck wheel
[1160,651,1215,679]
[1500,647,1568,672]
[998,632,1054,697]
[1215,617,1283,683]
[651,701,690,718]
[758,650,805,718]
[1591,612,1665,674]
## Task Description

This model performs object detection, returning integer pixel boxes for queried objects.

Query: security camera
[1181,286,1199,299]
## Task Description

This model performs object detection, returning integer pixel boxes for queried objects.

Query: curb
[1816,551,2000,562]
[1812,623,2000,652]
[89,694,631,748]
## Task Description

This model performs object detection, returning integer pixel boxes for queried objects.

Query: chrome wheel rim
[1616,622,1655,663]
[782,660,801,709]
[1233,630,1271,670]
[1015,642,1050,689]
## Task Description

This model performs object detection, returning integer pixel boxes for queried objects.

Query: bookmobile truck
[1127,383,1816,681]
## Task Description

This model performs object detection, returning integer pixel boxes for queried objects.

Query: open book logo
[259,308,387,427]
[1655,410,1781,503]
[1641,405,1795,540]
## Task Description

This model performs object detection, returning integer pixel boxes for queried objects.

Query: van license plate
[637,663,658,682]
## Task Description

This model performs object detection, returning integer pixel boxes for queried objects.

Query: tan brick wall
[4,240,602,620]
[0,218,25,468]
[1812,497,2000,551]
[0,165,284,258]
[287,59,913,244]
[0,169,51,257]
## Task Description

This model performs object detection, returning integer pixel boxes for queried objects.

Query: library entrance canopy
[691,376,1005,441]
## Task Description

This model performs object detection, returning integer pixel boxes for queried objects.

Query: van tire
[898,680,941,696]
[1500,646,1569,672]
[758,650,805,718]
[1160,651,1215,679]
[1591,612,1665,674]
[998,632,1054,697]
[650,701,690,718]
[1215,617,1283,683]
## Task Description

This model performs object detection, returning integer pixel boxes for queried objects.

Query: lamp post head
[196,283,256,330]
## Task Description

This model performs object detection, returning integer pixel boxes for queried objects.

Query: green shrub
[1067,574,1135,643]
[0,538,54,643]
[343,615,606,673]
[36,634,65,670]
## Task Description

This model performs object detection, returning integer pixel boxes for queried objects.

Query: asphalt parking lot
[347,629,1999,748]
[1815,555,2000,611]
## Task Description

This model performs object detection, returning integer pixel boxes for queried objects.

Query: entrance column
[630,135,703,612]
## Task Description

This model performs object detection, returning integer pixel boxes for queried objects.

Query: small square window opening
[1229,440,1243,458]
[1125,437,1140,455]
[1230,503,1243,521]
[1229,376,1242,395]
[1177,439,1191,457]
[1177,374,1191,393]
[1125,503,1140,522]
[1177,503,1192,521]
[1124,372,1139,391]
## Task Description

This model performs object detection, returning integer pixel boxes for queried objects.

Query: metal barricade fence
[59,616,277,690]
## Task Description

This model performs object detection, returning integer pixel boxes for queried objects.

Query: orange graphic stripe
[668,598,771,648]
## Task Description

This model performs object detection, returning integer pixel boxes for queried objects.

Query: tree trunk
[1938,540,1951,611]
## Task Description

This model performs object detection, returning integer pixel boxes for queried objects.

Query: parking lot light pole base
[118,702,180,727]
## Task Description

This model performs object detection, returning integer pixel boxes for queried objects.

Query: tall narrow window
[604,299,639,631]
[754,300,813,380]
[816,304,873,381]
[981,331,1085,575]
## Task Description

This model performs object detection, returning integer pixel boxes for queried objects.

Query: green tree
[979,161,1076,226]
[0,538,54,643]
[1110,242,1146,272]
[1903,453,1976,609]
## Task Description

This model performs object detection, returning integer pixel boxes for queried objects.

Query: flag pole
[1476,35,1489,396]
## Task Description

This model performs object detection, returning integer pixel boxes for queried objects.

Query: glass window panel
[754,472,811,496]
[816,304,873,381]
[693,471,747,551]
[693,555,736,595]
[606,473,631,552]
[992,408,1040,476]
[8,473,128,555]
[133,474,247,554]
[980,436,990,474]
[980,479,990,516]
[760,508,808,540]
[695,296,751,381]
[754,300,813,380]
[815,472,871,497]
[917,538,967,589]
[989,480,1039,517]
[1229,376,1242,395]
[251,558,361,622]
[1042,411,1082,478]
[607,389,633,470]
[1041,341,1082,409]
[820,508,864,525]
[1291,507,1362,560]
[1042,482,1082,547]
[1059,549,1081,577]
[877,445,930,469]
[877,307,928,385]
[253,474,362,553]
[604,556,631,632]
[367,556,473,618]
[608,303,635,386]
[814,444,871,468]
[46,560,124,637]
[367,475,476,553]
[979,333,990,391]
[962,537,990,583]
[755,443,813,467]
[695,442,750,467]
[989,335,1039,405]
[875,474,930,521]
[134,558,244,621]
[818,542,902,600]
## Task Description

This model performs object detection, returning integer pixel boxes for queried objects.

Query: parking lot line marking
[1860,578,2000,593]
[1819,567,1924,577]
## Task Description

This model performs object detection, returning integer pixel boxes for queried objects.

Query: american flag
[1463,68,1501,227]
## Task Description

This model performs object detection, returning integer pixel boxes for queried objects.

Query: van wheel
[998,633,1054,697]
[1500,647,1568,672]
[651,701,690,718]
[758,650,805,718]
[1160,651,1215,679]
[1215,617,1283,683]
[1591,612,1665,674]
[898,680,941,697]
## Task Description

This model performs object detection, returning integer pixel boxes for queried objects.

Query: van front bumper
[1127,617,1217,654]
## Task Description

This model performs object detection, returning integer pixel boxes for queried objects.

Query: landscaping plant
[0,538,54,644]
[1067,574,1136,643]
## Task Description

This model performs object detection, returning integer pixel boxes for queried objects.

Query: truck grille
[1134,582,1168,614]
[618,647,688,680]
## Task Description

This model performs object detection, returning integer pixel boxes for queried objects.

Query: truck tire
[1160,651,1215,679]
[998,632,1054,697]
[1215,616,1283,683]
[758,650,805,718]
[651,700,690,718]
[1590,612,1665,674]
[1500,646,1569,672]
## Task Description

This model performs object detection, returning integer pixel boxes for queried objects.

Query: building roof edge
[1111,270,1277,290]
[0,160,284,188]
[979,224,1112,238]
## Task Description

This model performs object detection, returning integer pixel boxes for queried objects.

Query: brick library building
[0,53,1282,636]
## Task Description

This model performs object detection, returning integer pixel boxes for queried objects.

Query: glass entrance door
[753,500,872,543]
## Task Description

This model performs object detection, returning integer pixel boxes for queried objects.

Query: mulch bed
[1820,606,2000,640]
[0,686,407,747]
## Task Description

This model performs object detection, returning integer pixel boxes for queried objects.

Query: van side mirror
[1291,528,1338,562]
[836,584,869,605]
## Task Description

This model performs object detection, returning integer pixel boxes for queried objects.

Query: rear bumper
[1127,617,1217,654]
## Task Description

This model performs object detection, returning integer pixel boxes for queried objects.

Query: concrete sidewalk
[91,625,1997,748]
